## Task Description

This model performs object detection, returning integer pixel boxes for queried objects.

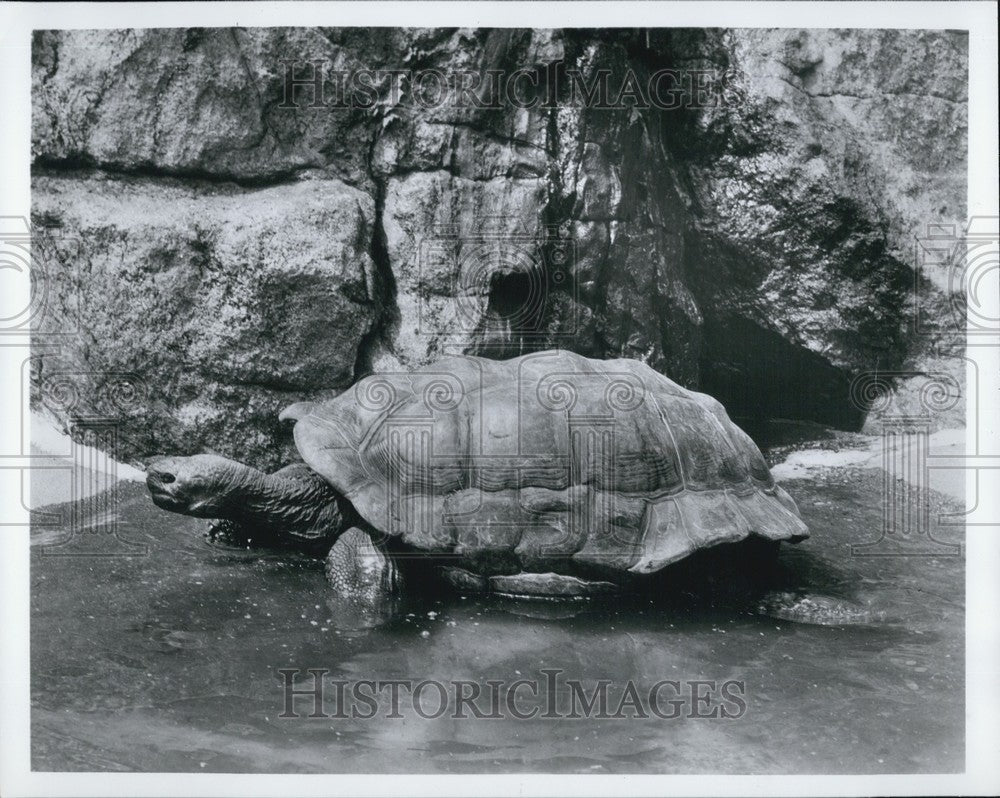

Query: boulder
[32,173,376,468]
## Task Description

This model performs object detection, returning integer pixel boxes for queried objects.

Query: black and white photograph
[1,2,997,796]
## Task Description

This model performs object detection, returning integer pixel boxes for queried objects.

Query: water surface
[31,464,964,774]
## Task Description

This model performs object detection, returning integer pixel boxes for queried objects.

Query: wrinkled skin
[146,454,344,553]
[146,454,248,517]
[144,454,622,605]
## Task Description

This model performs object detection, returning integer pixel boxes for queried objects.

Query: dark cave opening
[487,270,535,320]
[699,314,866,433]
[467,266,550,361]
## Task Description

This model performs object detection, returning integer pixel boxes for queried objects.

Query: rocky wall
[30,28,967,466]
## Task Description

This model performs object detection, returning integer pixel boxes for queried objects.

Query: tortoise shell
[292,350,808,576]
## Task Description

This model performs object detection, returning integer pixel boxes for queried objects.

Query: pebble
[420,630,430,638]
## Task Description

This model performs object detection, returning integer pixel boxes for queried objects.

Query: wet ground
[30,435,964,774]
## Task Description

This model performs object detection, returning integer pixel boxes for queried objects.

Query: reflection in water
[31,464,964,774]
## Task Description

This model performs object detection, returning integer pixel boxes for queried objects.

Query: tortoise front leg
[325,527,402,603]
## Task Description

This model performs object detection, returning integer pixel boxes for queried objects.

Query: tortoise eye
[151,470,176,484]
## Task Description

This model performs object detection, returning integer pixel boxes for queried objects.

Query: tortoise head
[145,454,256,517]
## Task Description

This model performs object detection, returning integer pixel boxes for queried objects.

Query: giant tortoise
[146,350,808,602]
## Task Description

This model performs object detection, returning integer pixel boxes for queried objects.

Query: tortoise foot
[489,572,619,600]
[437,566,489,594]
[325,528,402,602]
[204,519,253,550]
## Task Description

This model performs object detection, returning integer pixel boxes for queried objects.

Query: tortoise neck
[216,463,274,519]
[229,466,338,535]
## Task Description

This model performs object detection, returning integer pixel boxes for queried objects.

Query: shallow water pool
[30,466,963,774]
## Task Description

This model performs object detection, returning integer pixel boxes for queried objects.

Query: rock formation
[31,28,967,467]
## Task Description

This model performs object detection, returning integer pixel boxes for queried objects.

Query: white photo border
[1,2,997,796]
